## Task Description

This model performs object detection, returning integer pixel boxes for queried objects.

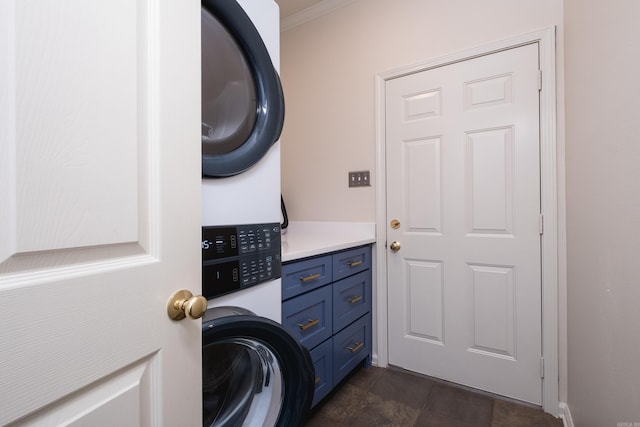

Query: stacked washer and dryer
[200,1,314,426]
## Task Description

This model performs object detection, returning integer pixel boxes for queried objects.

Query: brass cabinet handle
[347,342,364,353]
[348,295,363,304]
[347,260,363,268]
[315,376,321,384]
[300,273,321,283]
[298,318,320,330]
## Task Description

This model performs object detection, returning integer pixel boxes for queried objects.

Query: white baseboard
[559,402,574,427]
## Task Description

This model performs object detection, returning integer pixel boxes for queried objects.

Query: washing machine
[202,307,313,426]
[200,1,314,425]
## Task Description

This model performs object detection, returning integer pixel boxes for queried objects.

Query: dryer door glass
[201,7,256,156]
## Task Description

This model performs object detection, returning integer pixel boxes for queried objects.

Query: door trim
[373,27,560,415]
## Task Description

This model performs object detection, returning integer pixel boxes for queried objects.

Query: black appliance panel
[202,223,281,299]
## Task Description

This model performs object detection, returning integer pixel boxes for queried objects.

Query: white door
[0,1,202,425]
[386,44,542,404]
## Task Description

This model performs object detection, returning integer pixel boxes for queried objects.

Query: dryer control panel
[202,223,281,299]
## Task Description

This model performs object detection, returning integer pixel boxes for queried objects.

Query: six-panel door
[386,43,543,404]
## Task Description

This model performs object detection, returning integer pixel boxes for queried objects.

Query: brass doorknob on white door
[389,241,401,252]
[167,290,207,320]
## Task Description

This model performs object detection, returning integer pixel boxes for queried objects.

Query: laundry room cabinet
[281,245,372,407]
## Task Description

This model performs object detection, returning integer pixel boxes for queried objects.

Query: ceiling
[275,0,324,19]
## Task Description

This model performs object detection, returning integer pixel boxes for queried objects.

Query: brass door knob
[167,289,207,321]
[389,241,401,252]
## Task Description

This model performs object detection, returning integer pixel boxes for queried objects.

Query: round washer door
[201,0,284,178]
[202,314,314,426]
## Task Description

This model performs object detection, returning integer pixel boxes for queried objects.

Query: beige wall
[280,0,562,221]
[564,1,640,425]
[281,0,640,422]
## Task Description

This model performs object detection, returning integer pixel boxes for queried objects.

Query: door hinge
[540,357,545,379]
[538,70,542,91]
[539,214,544,235]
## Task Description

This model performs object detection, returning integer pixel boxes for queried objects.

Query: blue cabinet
[282,285,332,350]
[332,271,372,333]
[333,312,372,385]
[282,255,332,300]
[282,245,372,407]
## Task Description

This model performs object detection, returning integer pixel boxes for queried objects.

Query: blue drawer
[282,255,332,300]
[332,270,372,333]
[333,312,371,385]
[309,339,333,407]
[282,286,332,350]
[332,246,371,282]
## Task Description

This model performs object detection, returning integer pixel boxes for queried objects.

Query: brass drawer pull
[348,295,363,304]
[300,273,321,283]
[348,260,363,268]
[298,318,320,330]
[347,342,364,353]
[315,376,321,384]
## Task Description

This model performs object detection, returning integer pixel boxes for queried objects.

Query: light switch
[348,171,370,187]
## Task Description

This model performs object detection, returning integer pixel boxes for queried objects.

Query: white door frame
[374,27,560,416]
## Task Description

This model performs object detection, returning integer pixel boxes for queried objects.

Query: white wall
[564,1,640,425]
[280,0,563,222]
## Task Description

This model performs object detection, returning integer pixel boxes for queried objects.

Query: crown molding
[281,0,357,32]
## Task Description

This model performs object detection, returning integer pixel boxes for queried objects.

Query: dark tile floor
[304,366,563,427]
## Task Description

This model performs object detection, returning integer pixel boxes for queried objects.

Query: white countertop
[281,221,376,262]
